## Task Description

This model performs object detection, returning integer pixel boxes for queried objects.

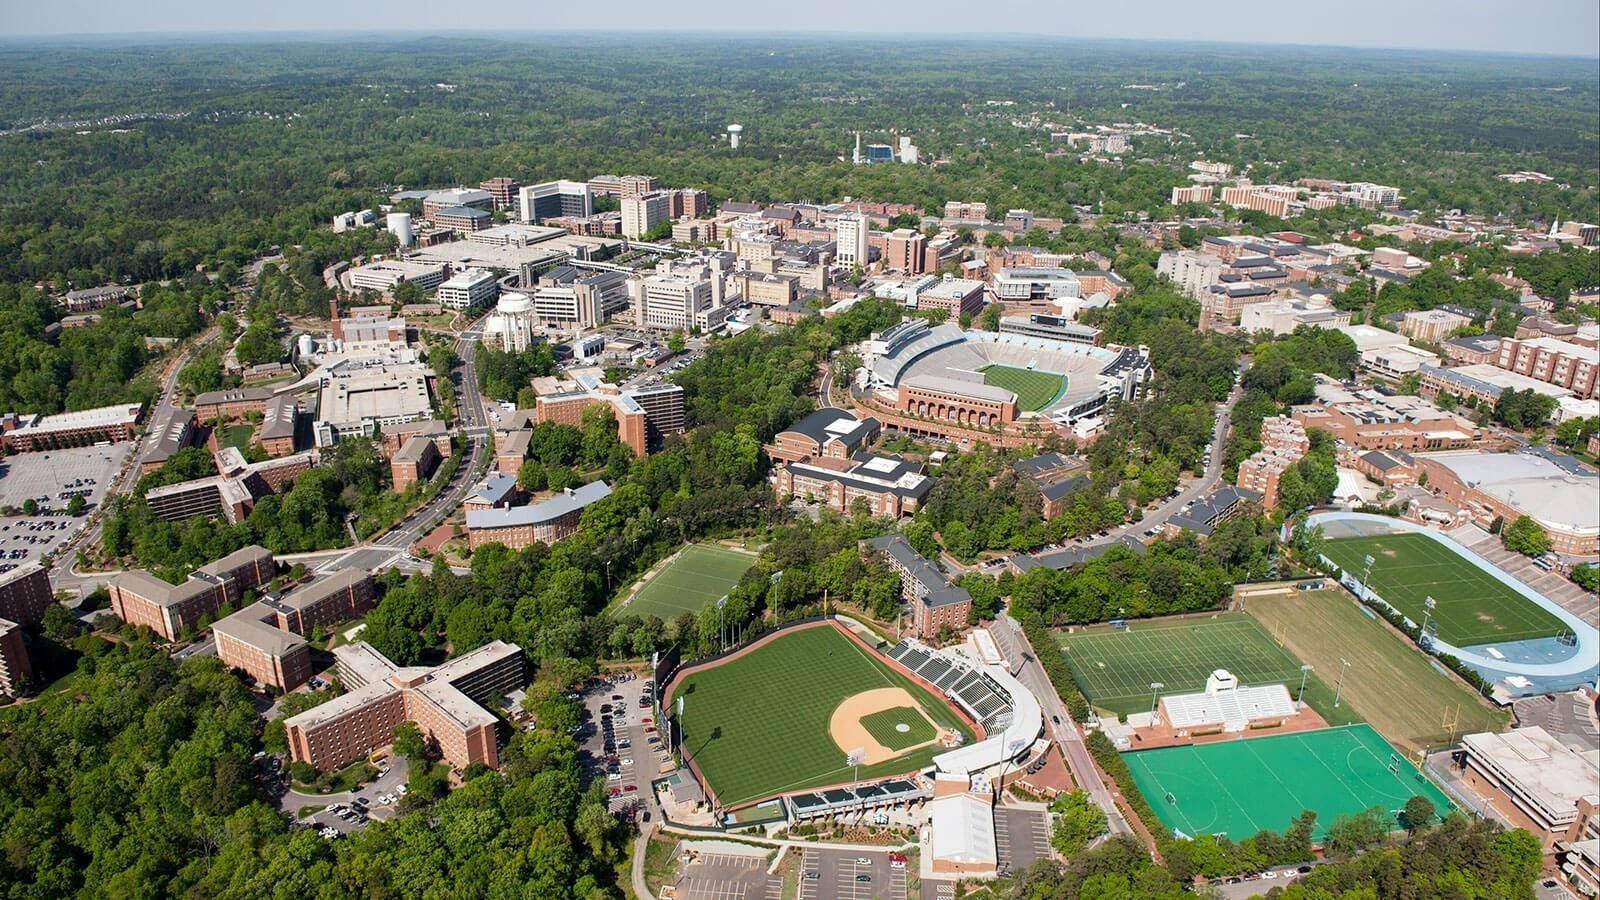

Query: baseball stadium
[858,320,1150,446]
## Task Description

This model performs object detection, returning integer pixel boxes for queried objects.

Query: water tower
[726,123,743,150]
[386,212,413,248]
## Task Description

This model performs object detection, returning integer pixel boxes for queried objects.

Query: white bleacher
[1159,669,1296,732]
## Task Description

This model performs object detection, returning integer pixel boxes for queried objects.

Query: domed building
[492,291,537,352]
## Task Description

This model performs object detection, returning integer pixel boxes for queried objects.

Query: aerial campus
[0,21,1597,900]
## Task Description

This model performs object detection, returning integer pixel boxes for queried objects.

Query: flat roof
[1419,450,1600,532]
[1463,727,1600,815]
[11,403,141,435]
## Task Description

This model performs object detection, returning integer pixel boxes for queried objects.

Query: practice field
[625,543,755,622]
[860,706,936,751]
[981,364,1065,411]
[1245,588,1511,756]
[1322,532,1569,646]
[1124,724,1452,841]
[672,624,973,807]
[1054,614,1346,720]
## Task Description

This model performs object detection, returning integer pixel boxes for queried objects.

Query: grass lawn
[1321,532,1569,646]
[860,706,935,751]
[671,624,973,807]
[293,759,375,795]
[641,835,679,896]
[219,423,254,451]
[1053,613,1355,723]
[1245,588,1511,756]
[1124,724,1452,841]
[626,543,756,621]
[980,364,1065,411]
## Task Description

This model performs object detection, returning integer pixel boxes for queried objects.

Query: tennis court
[1055,615,1311,718]
[1123,724,1452,841]
[1322,531,1569,646]
[625,543,756,621]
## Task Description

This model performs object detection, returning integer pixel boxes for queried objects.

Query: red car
[623,785,637,792]
[607,787,621,796]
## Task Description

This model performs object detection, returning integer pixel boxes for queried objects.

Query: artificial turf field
[1054,614,1342,720]
[1321,532,1569,646]
[1244,588,1511,757]
[672,625,973,807]
[625,543,756,622]
[861,706,936,751]
[981,364,1065,411]
[1123,724,1452,841]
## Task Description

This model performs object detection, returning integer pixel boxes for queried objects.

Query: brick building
[864,534,972,638]
[195,387,275,421]
[109,546,275,640]
[0,620,31,695]
[212,605,312,692]
[1495,337,1599,398]
[0,563,55,627]
[465,481,612,551]
[390,434,442,492]
[1,403,142,452]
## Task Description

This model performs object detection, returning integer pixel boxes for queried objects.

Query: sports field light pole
[1149,682,1164,723]
[1334,658,1350,708]
[717,595,727,653]
[1420,596,1436,644]
[1297,664,1313,708]
[1360,554,1375,597]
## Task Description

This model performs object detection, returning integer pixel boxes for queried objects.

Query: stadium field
[671,624,973,807]
[861,706,936,751]
[1124,724,1452,841]
[981,364,1065,411]
[1321,532,1569,646]
[1053,614,1349,721]
[1245,588,1511,757]
[625,543,755,622]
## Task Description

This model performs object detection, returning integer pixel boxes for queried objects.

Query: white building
[348,260,449,293]
[836,213,870,268]
[621,191,671,239]
[631,272,719,332]
[991,267,1081,302]
[1156,249,1224,299]
[519,180,593,224]
[493,292,538,352]
[435,269,500,310]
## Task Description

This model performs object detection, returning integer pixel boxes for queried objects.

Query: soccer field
[981,364,1065,411]
[625,543,755,622]
[1054,614,1344,720]
[1245,588,1511,756]
[1123,724,1453,841]
[1322,532,1569,646]
[670,624,973,807]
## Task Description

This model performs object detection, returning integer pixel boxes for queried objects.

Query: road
[988,613,1131,837]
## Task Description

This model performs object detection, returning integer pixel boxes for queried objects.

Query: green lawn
[980,364,1065,411]
[625,543,757,622]
[1124,724,1452,841]
[1245,588,1511,757]
[1054,614,1351,722]
[219,423,254,451]
[1321,532,1569,646]
[670,624,973,807]
[860,706,935,751]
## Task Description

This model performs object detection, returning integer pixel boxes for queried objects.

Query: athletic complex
[857,320,1151,446]
[1305,511,1599,698]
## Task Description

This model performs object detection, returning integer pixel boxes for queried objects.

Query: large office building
[1414,450,1599,554]
[348,260,450,293]
[884,228,927,273]
[479,177,520,211]
[528,267,630,329]
[519,180,594,223]
[835,213,870,267]
[284,640,525,772]
[632,272,718,331]
[109,546,276,640]
[435,268,500,310]
[1,403,142,452]
[1461,727,1600,850]
[620,191,671,239]
[465,481,612,550]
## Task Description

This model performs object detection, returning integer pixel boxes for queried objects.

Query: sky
[2,0,1597,58]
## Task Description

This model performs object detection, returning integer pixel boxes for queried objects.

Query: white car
[607,772,622,781]
[620,759,634,768]
[856,857,872,866]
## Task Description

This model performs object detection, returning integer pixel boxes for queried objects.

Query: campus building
[1461,727,1600,850]
[284,640,525,772]
[195,387,275,421]
[865,534,972,638]
[465,481,612,550]
[1413,450,1599,555]
[1495,337,1599,399]
[212,605,312,692]
[109,546,276,640]
[1290,379,1478,453]
[390,433,442,492]
[0,563,55,628]
[141,406,198,474]
[1236,416,1310,510]
[0,619,32,695]
[1,403,142,452]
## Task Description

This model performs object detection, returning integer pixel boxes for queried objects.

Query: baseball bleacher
[888,639,1015,733]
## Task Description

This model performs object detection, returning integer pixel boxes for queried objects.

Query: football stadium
[860,320,1151,444]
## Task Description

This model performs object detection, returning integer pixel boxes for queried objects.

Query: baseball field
[1321,531,1569,647]
[669,623,974,807]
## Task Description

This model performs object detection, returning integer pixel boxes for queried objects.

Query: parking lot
[799,848,906,900]
[256,750,410,839]
[576,670,670,820]
[994,806,1052,876]
[672,848,780,900]
[0,444,126,571]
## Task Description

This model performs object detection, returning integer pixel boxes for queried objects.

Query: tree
[392,721,426,759]
[22,498,36,516]
[67,494,86,516]
[1050,790,1109,856]
[981,303,1001,332]
[1502,515,1551,557]
[1401,795,1436,832]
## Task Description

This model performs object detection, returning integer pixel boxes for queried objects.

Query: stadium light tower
[1149,682,1164,720]
[717,595,728,652]
[1297,664,1313,708]
[1334,657,1350,708]
[1360,554,1375,596]
[1420,596,1437,644]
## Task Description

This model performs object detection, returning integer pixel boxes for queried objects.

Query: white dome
[497,291,533,315]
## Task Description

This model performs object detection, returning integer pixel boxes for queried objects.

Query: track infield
[625,543,756,622]
[981,364,1065,411]
[1244,588,1511,756]
[1053,614,1348,720]
[1123,724,1452,841]
[1321,531,1569,647]
[671,623,973,807]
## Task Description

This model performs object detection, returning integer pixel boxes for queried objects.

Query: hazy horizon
[2,1,1597,58]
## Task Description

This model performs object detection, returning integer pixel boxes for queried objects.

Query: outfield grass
[673,625,973,807]
[980,364,1065,411]
[861,706,935,751]
[1053,614,1355,723]
[1123,724,1452,841]
[626,543,756,622]
[1245,588,1511,756]
[1322,532,1569,646]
